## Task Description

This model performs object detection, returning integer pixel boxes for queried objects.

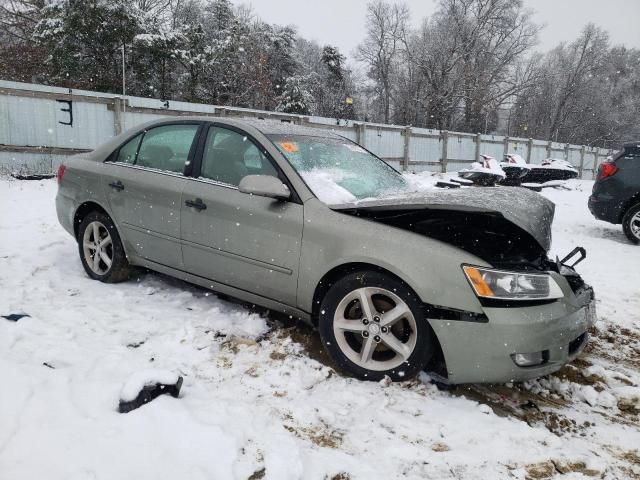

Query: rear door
[103,122,202,269]
[180,124,304,306]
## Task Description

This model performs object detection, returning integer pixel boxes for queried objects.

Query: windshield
[269,134,409,204]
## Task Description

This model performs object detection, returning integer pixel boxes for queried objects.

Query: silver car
[55,118,596,383]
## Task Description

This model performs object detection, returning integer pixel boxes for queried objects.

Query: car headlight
[462,265,564,301]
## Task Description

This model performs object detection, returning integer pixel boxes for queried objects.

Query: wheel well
[620,192,640,222]
[311,262,448,380]
[311,262,405,325]
[73,201,109,238]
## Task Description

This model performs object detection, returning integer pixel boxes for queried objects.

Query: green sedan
[55,118,596,384]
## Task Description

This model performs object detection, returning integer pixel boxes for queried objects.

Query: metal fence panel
[0,95,113,149]
[583,149,597,173]
[506,138,527,157]
[528,141,546,164]
[448,135,475,162]
[478,135,505,160]
[363,127,403,161]
[0,80,617,175]
[336,128,358,142]
[408,132,441,172]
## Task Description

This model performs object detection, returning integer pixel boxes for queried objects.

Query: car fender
[297,199,488,315]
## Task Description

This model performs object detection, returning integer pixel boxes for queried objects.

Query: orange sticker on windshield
[279,142,299,153]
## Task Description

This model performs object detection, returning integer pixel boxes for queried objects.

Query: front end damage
[332,187,596,384]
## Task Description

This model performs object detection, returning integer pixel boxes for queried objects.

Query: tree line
[1,0,638,147]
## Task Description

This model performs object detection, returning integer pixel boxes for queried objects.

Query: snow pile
[402,170,440,191]
[527,375,617,408]
[611,386,640,413]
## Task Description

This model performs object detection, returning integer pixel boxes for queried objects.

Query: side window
[244,143,270,169]
[200,126,278,186]
[136,124,199,174]
[115,134,141,164]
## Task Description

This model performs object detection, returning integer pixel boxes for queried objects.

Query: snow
[459,155,506,178]
[504,153,527,165]
[1,177,640,479]
[402,170,440,191]
[541,159,579,172]
[542,181,640,331]
[300,169,357,204]
[304,170,443,205]
[300,170,442,205]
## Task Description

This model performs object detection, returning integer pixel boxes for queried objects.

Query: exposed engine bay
[340,208,549,271]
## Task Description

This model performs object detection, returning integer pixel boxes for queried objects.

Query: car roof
[158,115,345,139]
[233,118,344,138]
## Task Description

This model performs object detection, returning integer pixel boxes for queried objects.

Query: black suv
[589,142,640,243]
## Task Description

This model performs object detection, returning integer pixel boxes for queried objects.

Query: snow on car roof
[236,118,344,138]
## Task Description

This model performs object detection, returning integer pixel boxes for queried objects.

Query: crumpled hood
[330,187,555,251]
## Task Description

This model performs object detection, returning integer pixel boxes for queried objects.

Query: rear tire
[622,203,640,244]
[77,211,132,282]
[318,270,435,382]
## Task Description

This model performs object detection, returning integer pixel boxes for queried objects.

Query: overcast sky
[231,0,640,60]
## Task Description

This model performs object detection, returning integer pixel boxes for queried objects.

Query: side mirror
[238,175,291,200]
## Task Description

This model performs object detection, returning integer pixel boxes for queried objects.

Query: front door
[180,125,303,306]
[103,123,200,269]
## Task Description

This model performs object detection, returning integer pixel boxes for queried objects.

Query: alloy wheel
[631,211,640,240]
[332,287,417,371]
[82,221,113,275]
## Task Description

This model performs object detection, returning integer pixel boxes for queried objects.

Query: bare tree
[389,0,539,132]
[0,0,42,42]
[547,24,609,140]
[405,15,468,129]
[511,24,614,145]
[443,0,540,132]
[356,1,409,123]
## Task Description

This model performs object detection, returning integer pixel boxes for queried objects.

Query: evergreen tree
[321,45,344,81]
[131,29,183,99]
[276,75,312,114]
[203,0,234,39]
[33,0,144,92]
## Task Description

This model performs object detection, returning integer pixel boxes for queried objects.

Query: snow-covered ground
[1,177,639,480]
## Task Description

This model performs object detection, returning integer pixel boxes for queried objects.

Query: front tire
[77,211,132,282]
[318,270,435,382]
[622,203,640,244]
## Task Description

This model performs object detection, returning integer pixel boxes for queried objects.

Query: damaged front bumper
[427,265,596,385]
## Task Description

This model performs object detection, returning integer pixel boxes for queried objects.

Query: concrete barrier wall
[0,80,614,178]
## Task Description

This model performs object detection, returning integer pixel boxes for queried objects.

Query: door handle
[185,198,207,211]
[109,180,124,191]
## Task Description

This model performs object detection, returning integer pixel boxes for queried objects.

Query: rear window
[613,145,640,161]
[624,145,640,158]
